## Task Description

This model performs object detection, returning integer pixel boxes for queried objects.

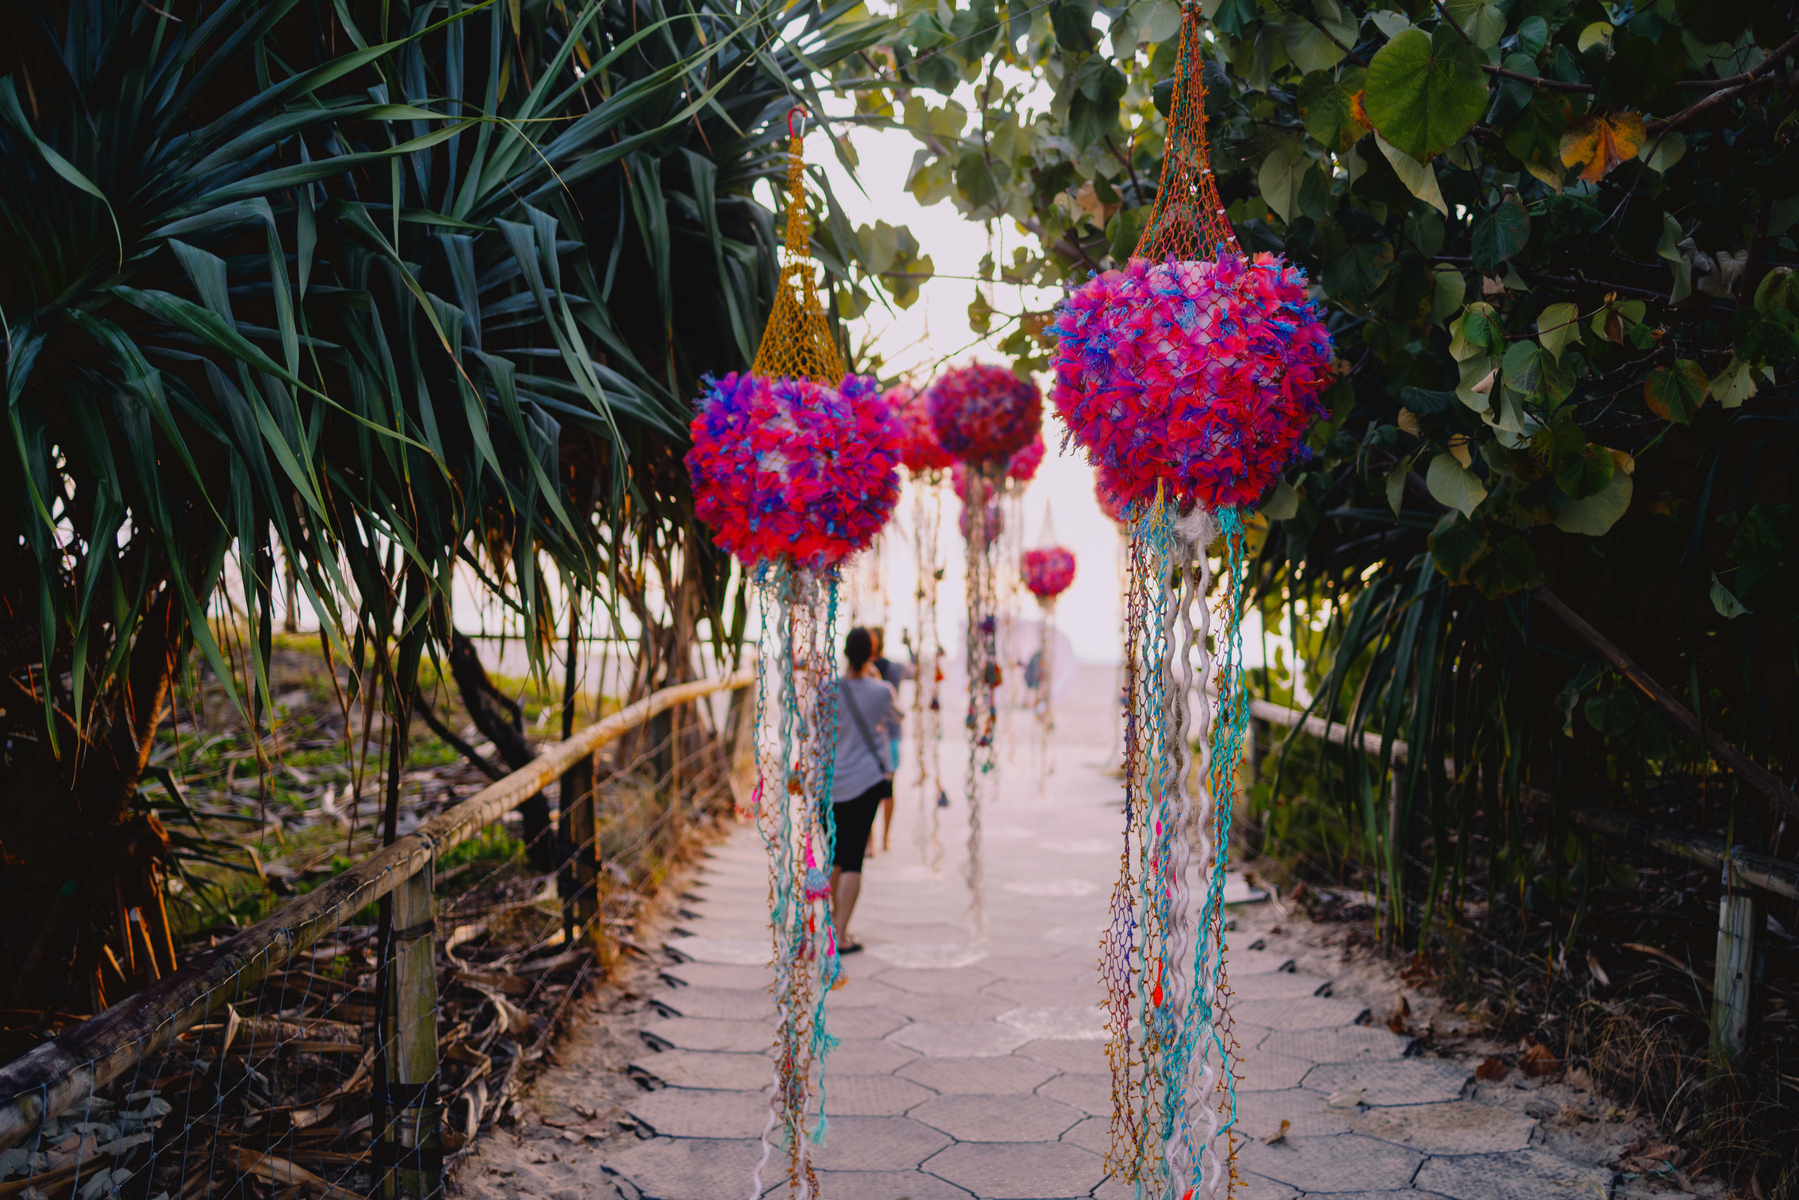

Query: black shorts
[831,780,892,873]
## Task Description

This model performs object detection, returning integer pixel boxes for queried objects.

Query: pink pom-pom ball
[891,384,954,474]
[686,373,903,571]
[1094,473,1131,525]
[927,362,1041,465]
[1022,546,1076,599]
[957,502,1004,548]
[1049,252,1334,513]
[1007,434,1045,483]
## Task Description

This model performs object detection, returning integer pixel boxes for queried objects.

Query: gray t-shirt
[832,677,897,802]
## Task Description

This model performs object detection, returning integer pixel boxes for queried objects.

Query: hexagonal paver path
[583,669,1616,1200]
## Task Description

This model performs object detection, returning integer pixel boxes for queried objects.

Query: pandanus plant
[0,0,889,1013]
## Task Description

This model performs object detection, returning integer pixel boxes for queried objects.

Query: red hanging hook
[786,104,807,140]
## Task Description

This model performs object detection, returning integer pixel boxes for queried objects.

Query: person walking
[867,626,913,855]
[830,626,897,953]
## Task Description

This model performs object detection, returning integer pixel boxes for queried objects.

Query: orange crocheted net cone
[1133,3,1241,264]
[750,130,845,383]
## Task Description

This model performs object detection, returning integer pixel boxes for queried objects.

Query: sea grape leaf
[1427,451,1488,518]
[1537,302,1581,360]
[1560,112,1645,182]
[1374,134,1447,215]
[1428,511,1487,582]
[1258,138,1307,224]
[1554,442,1614,500]
[1282,14,1355,74]
[1297,69,1368,153]
[1553,468,1632,535]
[1470,194,1531,274]
[1364,28,1490,164]
[1443,0,1506,48]
[1643,360,1709,424]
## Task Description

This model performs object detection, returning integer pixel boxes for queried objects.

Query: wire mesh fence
[0,672,752,1200]
[1236,709,1799,1182]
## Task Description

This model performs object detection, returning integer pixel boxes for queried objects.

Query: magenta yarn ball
[686,372,902,571]
[891,384,954,474]
[926,362,1041,465]
[1021,546,1076,599]
[1049,252,1334,513]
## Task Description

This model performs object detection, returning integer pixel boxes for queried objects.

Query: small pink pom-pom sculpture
[927,362,1041,465]
[957,501,1003,548]
[1094,473,1131,525]
[950,431,1044,501]
[1007,433,1046,484]
[1050,252,1333,514]
[892,383,955,475]
[1021,546,1076,600]
[686,372,903,572]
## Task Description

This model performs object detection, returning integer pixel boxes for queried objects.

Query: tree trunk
[0,580,187,1015]
[443,630,557,871]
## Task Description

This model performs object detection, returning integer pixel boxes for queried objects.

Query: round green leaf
[1553,468,1633,536]
[1364,28,1490,164]
[1585,690,1640,738]
[1296,69,1367,153]
[1428,511,1487,583]
[1554,443,1614,500]
[1643,360,1709,424]
[1470,195,1531,274]
[1426,451,1488,518]
[1257,138,1307,224]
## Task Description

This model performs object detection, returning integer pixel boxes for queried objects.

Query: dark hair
[844,626,873,672]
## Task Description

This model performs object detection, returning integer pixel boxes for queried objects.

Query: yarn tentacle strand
[961,466,999,934]
[1101,510,1150,1183]
[1195,509,1251,1194]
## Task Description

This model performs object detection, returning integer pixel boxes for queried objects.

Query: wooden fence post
[384,859,442,1199]
[560,754,597,941]
[1711,849,1765,1073]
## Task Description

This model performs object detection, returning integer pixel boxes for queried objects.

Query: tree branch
[1648,32,1799,134]
[413,695,507,782]
[1482,65,1593,93]
[1532,586,1799,823]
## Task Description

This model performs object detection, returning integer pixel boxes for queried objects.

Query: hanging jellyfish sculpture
[925,362,1041,934]
[1048,9,1335,1196]
[685,114,903,1200]
[893,385,953,868]
[1020,545,1076,787]
[954,433,1046,746]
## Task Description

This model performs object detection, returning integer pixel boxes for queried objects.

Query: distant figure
[867,626,914,854]
[830,627,897,953]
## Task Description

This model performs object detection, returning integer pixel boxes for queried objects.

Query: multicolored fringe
[961,465,1002,934]
[1099,495,1248,1200]
[911,475,947,871]
[750,562,844,1200]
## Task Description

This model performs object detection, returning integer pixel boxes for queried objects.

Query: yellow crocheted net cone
[750,132,844,383]
[1133,4,1241,264]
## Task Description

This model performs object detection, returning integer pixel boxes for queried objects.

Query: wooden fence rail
[1243,689,1794,1069]
[0,668,757,1152]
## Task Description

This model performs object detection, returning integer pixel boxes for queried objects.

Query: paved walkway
[599,672,1616,1200]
